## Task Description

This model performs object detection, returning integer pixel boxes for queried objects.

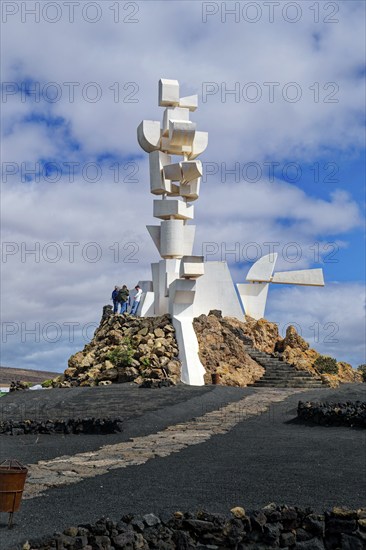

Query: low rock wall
[17,505,366,549]
[0,417,123,435]
[297,401,366,428]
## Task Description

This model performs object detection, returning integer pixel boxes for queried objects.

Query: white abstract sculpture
[137,79,325,385]
[138,79,208,385]
[237,253,325,320]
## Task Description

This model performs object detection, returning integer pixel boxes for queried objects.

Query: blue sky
[1,0,365,372]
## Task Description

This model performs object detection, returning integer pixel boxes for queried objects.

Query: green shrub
[357,364,366,382]
[41,379,53,388]
[313,355,338,375]
[140,357,151,367]
[106,338,134,367]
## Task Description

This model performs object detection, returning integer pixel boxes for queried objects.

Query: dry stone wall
[20,505,366,550]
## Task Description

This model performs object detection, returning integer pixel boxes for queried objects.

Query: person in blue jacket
[111,286,120,314]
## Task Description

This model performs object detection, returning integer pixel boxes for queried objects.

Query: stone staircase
[246,346,324,388]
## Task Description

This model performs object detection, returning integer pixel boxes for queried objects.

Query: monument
[137,79,324,386]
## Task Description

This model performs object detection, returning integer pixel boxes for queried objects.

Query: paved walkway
[23,388,298,499]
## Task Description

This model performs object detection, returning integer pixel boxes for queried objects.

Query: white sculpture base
[138,260,243,386]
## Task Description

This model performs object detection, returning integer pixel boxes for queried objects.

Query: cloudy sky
[1,0,365,373]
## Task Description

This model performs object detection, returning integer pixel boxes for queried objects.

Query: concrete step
[257,368,314,376]
[255,375,322,383]
[259,377,322,384]
[261,370,319,378]
[250,357,286,365]
[246,345,325,388]
[252,380,323,388]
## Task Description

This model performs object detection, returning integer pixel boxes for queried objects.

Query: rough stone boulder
[320,362,362,388]
[275,325,319,374]
[54,308,181,388]
[274,325,361,387]
[240,316,281,354]
[193,312,265,386]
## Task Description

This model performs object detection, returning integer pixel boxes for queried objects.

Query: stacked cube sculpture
[137,79,208,385]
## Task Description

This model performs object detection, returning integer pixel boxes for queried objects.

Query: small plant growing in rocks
[357,364,366,382]
[41,379,53,388]
[313,355,338,375]
[106,338,134,367]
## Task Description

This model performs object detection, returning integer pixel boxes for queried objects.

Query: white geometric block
[151,259,180,315]
[160,136,192,155]
[180,256,205,279]
[183,225,196,256]
[149,150,171,195]
[137,280,153,292]
[159,78,180,107]
[137,120,161,152]
[272,268,325,286]
[148,223,194,258]
[168,277,206,386]
[139,291,155,317]
[180,178,201,201]
[163,107,190,136]
[169,278,196,305]
[153,199,194,220]
[246,253,277,282]
[147,225,161,254]
[160,219,185,258]
[169,120,196,147]
[151,262,160,315]
[163,160,202,185]
[188,131,208,159]
[237,283,269,320]
[165,271,179,297]
[164,259,181,297]
[179,95,198,111]
[242,253,325,318]
[137,281,154,317]
[246,254,325,287]
[181,160,202,182]
[191,262,244,319]
[163,163,183,181]
[173,317,206,386]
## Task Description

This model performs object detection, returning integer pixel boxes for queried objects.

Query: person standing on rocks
[130,285,142,316]
[111,286,120,314]
[118,285,130,314]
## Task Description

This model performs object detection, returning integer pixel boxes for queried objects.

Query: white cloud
[2,1,365,163]
[1,0,365,371]
[267,283,366,367]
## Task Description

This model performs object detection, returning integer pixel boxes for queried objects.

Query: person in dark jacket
[111,286,120,314]
[117,285,130,314]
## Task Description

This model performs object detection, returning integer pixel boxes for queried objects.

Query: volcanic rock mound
[54,308,181,388]
[54,308,361,389]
